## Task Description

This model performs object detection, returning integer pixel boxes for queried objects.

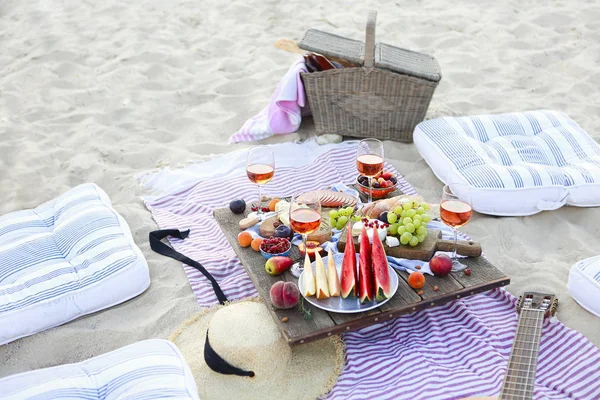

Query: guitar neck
[499,309,545,400]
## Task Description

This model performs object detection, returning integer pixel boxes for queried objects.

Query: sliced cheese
[275,200,291,226]
[301,253,316,297]
[326,250,341,297]
[314,252,330,299]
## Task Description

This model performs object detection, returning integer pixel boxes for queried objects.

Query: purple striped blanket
[144,144,600,399]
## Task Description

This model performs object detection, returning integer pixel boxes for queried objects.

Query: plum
[274,225,293,240]
[378,211,388,223]
[229,199,246,214]
[269,281,300,309]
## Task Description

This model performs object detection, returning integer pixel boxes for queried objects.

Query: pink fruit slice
[358,226,374,303]
[340,222,358,299]
[371,225,393,301]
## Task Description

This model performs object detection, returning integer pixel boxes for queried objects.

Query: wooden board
[338,227,482,260]
[214,207,510,346]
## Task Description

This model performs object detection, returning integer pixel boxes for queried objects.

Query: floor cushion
[0,339,200,399]
[414,110,600,216]
[568,255,600,318]
[0,183,149,345]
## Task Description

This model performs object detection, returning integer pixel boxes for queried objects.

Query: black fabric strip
[149,229,228,305]
[204,330,255,378]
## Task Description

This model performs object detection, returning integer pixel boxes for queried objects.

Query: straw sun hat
[169,299,345,400]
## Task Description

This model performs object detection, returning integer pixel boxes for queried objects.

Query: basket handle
[364,10,377,68]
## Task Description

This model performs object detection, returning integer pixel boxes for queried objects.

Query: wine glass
[356,139,384,203]
[246,146,275,221]
[440,184,473,271]
[289,192,321,277]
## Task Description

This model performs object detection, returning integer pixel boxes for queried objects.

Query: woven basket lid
[298,27,442,83]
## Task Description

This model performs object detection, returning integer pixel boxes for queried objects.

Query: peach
[430,254,452,277]
[270,281,300,309]
[407,271,425,289]
[298,240,325,261]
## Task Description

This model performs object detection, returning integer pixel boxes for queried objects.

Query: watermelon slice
[340,222,358,298]
[358,226,374,303]
[371,225,393,301]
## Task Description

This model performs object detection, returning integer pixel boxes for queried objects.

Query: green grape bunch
[329,206,356,231]
[385,200,432,247]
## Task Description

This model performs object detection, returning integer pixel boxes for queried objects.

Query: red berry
[464,268,472,276]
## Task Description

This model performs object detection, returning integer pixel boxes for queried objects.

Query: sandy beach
[1,0,599,379]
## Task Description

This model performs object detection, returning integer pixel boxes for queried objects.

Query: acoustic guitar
[463,292,558,400]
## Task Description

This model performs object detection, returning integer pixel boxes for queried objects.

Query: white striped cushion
[414,110,600,215]
[0,183,150,345]
[568,255,600,318]
[0,339,200,399]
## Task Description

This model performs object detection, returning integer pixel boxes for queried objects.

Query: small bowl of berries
[356,171,399,200]
[260,237,292,259]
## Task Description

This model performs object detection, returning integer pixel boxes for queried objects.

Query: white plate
[298,253,398,314]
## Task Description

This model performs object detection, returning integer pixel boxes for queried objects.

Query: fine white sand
[1,0,599,379]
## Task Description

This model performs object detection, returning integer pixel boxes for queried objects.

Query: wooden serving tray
[214,208,510,346]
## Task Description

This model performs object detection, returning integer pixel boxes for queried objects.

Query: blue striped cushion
[414,110,600,215]
[0,183,150,345]
[0,339,200,399]
[568,255,600,318]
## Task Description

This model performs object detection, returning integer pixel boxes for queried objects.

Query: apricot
[268,198,280,211]
[237,232,253,248]
[251,237,263,252]
[408,271,425,289]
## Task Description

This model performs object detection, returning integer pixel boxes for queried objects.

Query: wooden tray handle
[363,10,377,68]
[436,239,482,258]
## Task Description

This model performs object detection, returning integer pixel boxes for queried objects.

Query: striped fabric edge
[0,339,200,400]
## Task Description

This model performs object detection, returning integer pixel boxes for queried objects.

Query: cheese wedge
[301,253,316,297]
[314,252,330,299]
[327,250,341,297]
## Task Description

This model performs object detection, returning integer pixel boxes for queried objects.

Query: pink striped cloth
[144,144,600,399]
[228,57,308,144]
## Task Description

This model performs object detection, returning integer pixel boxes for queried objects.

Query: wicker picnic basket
[298,11,442,142]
